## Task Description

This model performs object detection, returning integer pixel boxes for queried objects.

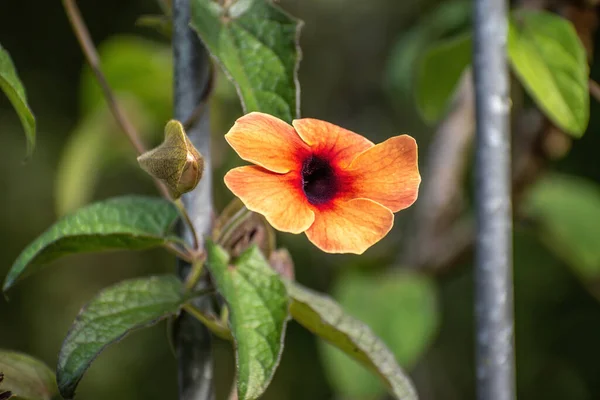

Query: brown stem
[175,199,200,250]
[62,0,171,200]
[166,243,195,263]
[589,79,600,102]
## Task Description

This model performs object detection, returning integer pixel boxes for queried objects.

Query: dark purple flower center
[301,155,337,205]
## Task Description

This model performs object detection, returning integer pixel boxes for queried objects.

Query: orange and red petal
[292,118,374,169]
[224,166,315,234]
[305,198,394,254]
[345,135,420,212]
[225,112,309,173]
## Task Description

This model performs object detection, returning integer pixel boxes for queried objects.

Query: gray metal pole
[473,0,516,399]
[173,1,215,399]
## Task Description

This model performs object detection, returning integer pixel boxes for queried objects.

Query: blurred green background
[2,0,600,399]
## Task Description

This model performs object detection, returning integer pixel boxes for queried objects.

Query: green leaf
[0,44,36,158]
[415,33,472,123]
[523,174,600,281]
[508,10,589,136]
[320,272,438,398]
[0,350,57,400]
[191,0,302,122]
[3,196,180,291]
[206,243,288,400]
[80,36,173,122]
[287,280,421,400]
[385,0,471,98]
[56,275,187,398]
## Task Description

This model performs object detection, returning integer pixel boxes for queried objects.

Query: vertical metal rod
[173,1,214,400]
[473,0,516,399]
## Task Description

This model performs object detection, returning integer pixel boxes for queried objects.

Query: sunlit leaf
[287,281,420,400]
[508,10,589,136]
[0,44,36,157]
[191,0,302,122]
[3,196,180,291]
[415,33,471,123]
[206,243,288,400]
[56,275,188,398]
[0,350,57,400]
[523,174,600,282]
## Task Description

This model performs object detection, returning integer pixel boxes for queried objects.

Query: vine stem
[176,199,200,250]
[62,0,204,254]
[182,304,232,341]
[62,0,171,200]
[589,79,600,103]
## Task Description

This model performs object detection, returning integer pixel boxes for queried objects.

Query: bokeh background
[2,0,600,399]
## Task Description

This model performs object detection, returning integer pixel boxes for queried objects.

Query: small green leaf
[415,33,472,123]
[3,196,180,291]
[523,174,600,281]
[191,0,302,122]
[56,275,188,398]
[206,243,288,400]
[508,10,589,136]
[0,44,36,157]
[287,281,419,400]
[0,350,57,400]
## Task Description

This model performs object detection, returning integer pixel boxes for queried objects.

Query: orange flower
[223,112,421,254]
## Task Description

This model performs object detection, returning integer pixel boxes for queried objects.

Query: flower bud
[137,120,204,199]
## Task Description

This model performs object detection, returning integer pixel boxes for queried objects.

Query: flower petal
[305,198,393,254]
[224,166,315,234]
[225,112,309,173]
[346,135,420,212]
[292,118,374,168]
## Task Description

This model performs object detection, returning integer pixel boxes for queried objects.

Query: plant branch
[589,79,600,102]
[62,0,171,200]
[166,243,195,263]
[183,304,233,341]
[176,199,200,250]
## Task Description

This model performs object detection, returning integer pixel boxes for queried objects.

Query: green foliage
[79,36,173,121]
[56,36,172,215]
[191,0,302,122]
[319,272,438,398]
[385,0,471,98]
[0,350,57,400]
[0,44,35,158]
[523,174,600,283]
[287,280,420,400]
[415,33,472,123]
[3,197,180,291]
[205,243,288,400]
[508,10,589,136]
[56,275,188,398]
